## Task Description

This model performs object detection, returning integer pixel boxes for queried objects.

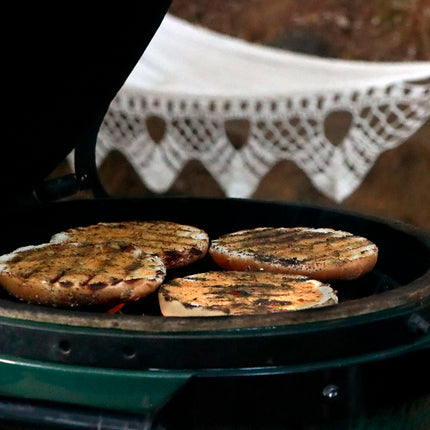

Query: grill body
[0,197,428,429]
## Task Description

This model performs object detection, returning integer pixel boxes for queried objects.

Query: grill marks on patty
[0,220,209,308]
[209,227,378,280]
[0,222,376,313]
[0,242,166,307]
[221,228,374,263]
[7,243,142,289]
[51,221,209,269]
[159,271,337,316]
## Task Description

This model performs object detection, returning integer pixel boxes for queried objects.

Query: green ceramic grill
[2,2,429,429]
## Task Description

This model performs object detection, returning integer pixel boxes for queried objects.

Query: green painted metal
[0,354,192,414]
[0,329,428,415]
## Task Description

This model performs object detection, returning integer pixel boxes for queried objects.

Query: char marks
[51,221,209,269]
[209,227,378,280]
[3,243,160,290]
[0,241,166,307]
[218,228,373,262]
[159,271,337,316]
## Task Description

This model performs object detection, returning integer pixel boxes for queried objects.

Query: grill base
[0,348,429,429]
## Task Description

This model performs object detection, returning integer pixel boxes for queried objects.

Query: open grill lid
[4,1,171,204]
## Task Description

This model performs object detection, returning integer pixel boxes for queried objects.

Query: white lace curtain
[97,14,430,202]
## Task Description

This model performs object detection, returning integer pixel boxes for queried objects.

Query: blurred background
[53,0,430,231]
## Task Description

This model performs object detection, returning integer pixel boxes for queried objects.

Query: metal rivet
[58,340,71,355]
[121,345,136,359]
[322,384,340,400]
[408,313,430,335]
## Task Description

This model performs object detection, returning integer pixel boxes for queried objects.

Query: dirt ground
[169,0,430,61]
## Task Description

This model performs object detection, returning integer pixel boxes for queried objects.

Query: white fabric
[97,14,430,201]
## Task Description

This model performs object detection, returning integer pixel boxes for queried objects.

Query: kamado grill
[3,3,430,429]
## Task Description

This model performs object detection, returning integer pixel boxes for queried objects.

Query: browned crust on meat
[159,271,337,317]
[209,227,378,281]
[51,221,209,269]
[0,242,166,307]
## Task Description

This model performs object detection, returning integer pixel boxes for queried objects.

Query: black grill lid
[3,1,171,204]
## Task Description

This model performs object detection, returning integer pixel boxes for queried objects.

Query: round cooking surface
[0,197,428,370]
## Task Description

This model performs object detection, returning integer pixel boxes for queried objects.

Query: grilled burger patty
[159,271,337,316]
[51,220,209,269]
[209,227,378,281]
[0,242,166,307]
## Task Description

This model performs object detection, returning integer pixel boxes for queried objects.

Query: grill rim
[0,196,428,334]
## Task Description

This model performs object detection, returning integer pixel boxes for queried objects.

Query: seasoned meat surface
[0,242,166,307]
[159,270,337,316]
[51,220,209,269]
[209,227,378,280]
